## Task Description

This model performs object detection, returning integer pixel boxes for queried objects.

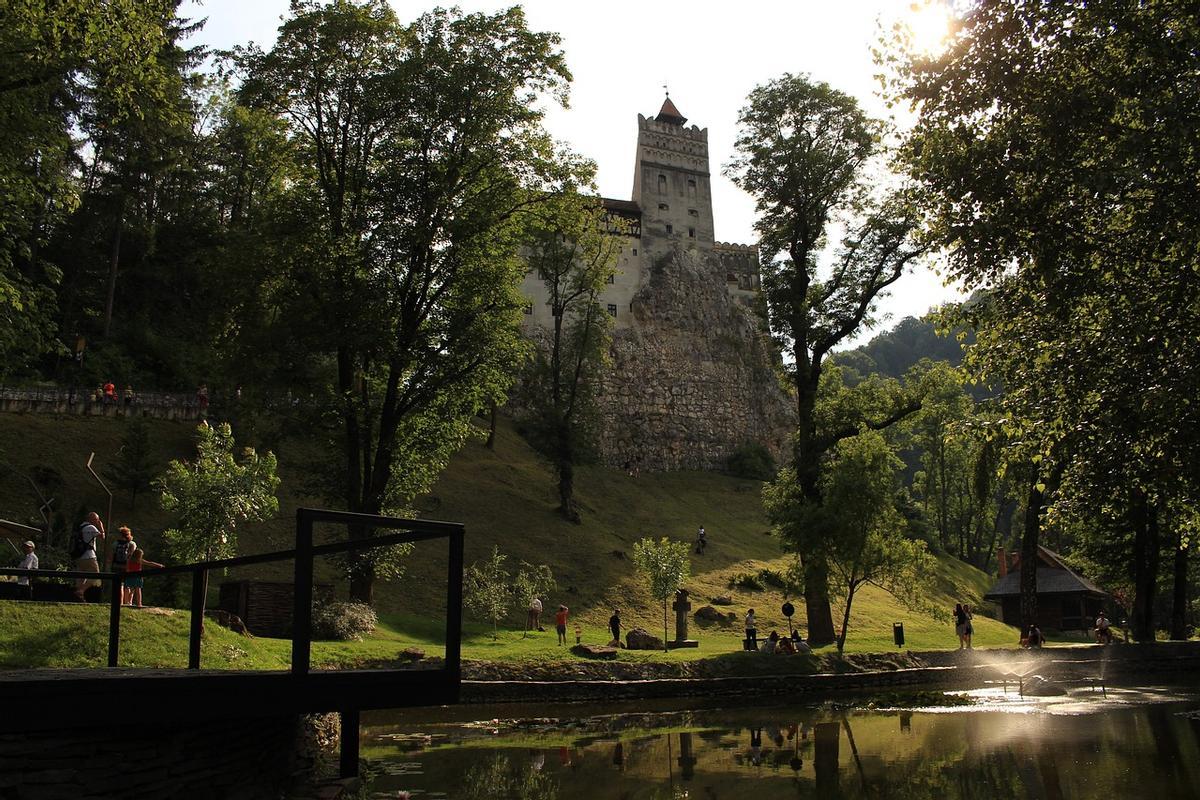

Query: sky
[183,0,962,336]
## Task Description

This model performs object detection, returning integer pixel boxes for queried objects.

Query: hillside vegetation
[0,412,1017,665]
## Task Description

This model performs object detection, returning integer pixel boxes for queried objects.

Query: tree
[158,422,280,564]
[631,537,692,651]
[233,2,587,604]
[463,545,556,638]
[463,546,511,639]
[108,416,155,509]
[889,2,1200,641]
[516,194,618,522]
[726,74,928,644]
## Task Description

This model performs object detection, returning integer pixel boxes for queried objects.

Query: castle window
[666,224,673,234]
[606,274,615,284]
[688,208,698,217]
[688,227,695,238]
[658,203,669,211]
[687,179,697,198]
[607,303,617,317]
[632,248,637,256]
[524,303,533,315]
[658,174,667,194]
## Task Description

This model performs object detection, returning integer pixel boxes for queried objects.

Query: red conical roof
[655,95,687,125]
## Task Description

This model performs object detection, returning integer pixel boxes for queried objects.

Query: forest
[2,1,1196,642]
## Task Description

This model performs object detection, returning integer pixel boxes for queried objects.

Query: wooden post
[189,569,206,669]
[107,575,122,667]
[292,509,314,676]
[339,709,360,778]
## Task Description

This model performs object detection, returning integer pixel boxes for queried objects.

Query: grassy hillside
[0,411,1018,666]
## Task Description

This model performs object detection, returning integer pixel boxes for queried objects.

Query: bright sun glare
[905,1,953,55]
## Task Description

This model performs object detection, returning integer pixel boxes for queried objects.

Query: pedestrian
[695,525,707,554]
[963,604,974,649]
[103,380,116,405]
[123,547,162,608]
[196,383,209,415]
[954,603,968,649]
[123,385,134,409]
[15,541,38,600]
[745,608,757,648]
[1095,610,1112,644]
[70,512,105,601]
[108,526,136,604]
[92,385,103,404]
[555,604,569,646]
[609,609,621,646]
[527,595,543,632]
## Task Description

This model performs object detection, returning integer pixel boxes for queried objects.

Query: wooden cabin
[984,546,1108,632]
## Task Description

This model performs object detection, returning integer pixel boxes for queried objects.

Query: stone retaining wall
[0,396,200,421]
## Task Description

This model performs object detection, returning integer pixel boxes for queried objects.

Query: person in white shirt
[745,608,757,648]
[72,512,105,601]
[528,596,544,632]
[16,541,38,600]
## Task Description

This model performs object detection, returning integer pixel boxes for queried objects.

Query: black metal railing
[0,508,464,675]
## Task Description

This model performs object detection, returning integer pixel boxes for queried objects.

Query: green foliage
[724,442,776,481]
[107,416,155,509]
[632,536,692,650]
[312,601,378,642]
[464,546,512,639]
[460,754,558,800]
[158,422,280,563]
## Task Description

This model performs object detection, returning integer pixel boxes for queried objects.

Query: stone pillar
[672,589,691,642]
[677,732,696,780]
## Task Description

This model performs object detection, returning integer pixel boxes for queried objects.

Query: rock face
[597,245,793,472]
[626,627,665,651]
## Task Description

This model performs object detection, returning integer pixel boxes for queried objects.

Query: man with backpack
[108,526,136,604]
[71,512,105,601]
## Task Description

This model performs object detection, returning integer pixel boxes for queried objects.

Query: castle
[520,97,793,472]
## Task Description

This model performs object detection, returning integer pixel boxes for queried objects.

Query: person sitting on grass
[761,630,780,654]
[1094,611,1113,644]
[777,635,796,655]
[1025,624,1044,648]
[123,547,163,608]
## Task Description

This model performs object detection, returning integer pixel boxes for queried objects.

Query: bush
[313,601,378,641]
[725,442,776,480]
[728,572,764,591]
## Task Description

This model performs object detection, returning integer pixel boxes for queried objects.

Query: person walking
[123,385,134,409]
[696,525,707,554]
[745,608,758,649]
[963,604,974,649]
[555,604,569,646]
[71,512,105,601]
[609,609,621,646]
[15,541,38,600]
[954,603,968,649]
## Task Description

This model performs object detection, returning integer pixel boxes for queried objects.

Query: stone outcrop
[626,627,665,650]
[598,245,793,472]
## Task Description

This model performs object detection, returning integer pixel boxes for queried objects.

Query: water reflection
[363,689,1200,799]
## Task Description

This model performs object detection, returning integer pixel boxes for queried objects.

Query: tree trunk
[1019,474,1043,637]
[556,424,580,523]
[102,198,125,339]
[346,521,376,605]
[1131,492,1159,643]
[836,587,854,653]
[804,557,836,646]
[485,401,497,449]
[663,598,669,653]
[1170,533,1189,641]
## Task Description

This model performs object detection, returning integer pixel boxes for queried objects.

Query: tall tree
[235,2,585,603]
[891,2,1200,640]
[515,194,617,522]
[726,75,928,644]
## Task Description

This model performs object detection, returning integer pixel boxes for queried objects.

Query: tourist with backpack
[108,526,136,604]
[71,512,105,601]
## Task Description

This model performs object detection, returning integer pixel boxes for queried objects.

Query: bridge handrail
[0,508,465,681]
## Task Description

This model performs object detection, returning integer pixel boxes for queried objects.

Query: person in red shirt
[103,381,116,405]
[555,605,569,646]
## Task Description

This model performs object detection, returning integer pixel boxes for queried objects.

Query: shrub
[313,601,378,641]
[725,442,776,480]
[728,572,764,591]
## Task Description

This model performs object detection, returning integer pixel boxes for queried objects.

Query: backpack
[111,538,132,566]
[69,524,92,559]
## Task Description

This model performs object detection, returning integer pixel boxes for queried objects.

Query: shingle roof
[655,96,687,125]
[983,546,1107,599]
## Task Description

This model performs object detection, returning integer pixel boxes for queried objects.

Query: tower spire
[655,93,687,126]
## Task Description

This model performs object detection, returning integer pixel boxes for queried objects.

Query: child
[555,605,569,646]
[124,547,162,608]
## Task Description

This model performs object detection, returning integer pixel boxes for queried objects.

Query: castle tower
[634,97,716,263]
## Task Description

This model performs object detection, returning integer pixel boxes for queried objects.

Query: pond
[360,684,1200,799]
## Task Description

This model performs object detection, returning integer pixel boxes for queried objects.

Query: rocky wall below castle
[597,244,794,472]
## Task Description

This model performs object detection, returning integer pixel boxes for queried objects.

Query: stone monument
[667,588,699,649]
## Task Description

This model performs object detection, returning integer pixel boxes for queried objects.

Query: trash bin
[893,622,905,648]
